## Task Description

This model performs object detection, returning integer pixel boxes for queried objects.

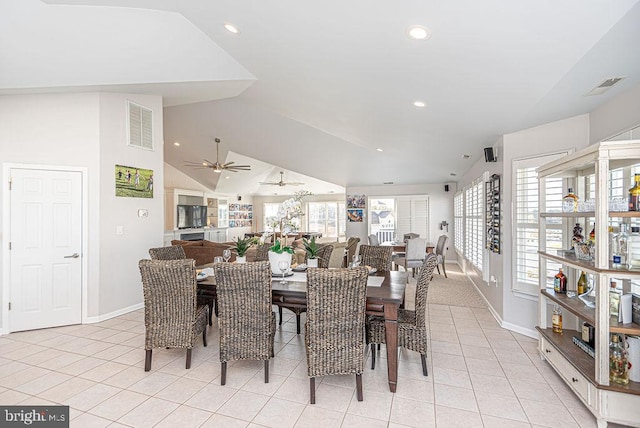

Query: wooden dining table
[198,268,408,393]
[382,241,435,254]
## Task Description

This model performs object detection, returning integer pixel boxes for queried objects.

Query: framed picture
[347,209,363,222]
[347,194,366,209]
[115,164,153,198]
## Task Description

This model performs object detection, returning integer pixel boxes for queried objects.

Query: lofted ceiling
[2,0,640,193]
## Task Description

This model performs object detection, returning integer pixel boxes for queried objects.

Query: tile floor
[0,303,608,427]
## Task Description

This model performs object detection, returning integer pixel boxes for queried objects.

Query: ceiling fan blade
[259,181,279,185]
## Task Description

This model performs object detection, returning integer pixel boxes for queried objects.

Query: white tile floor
[0,304,609,427]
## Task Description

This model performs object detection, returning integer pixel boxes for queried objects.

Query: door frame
[1,163,89,335]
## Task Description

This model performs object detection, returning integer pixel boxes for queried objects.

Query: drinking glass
[352,255,361,268]
[214,256,223,263]
[223,249,231,262]
[278,260,290,284]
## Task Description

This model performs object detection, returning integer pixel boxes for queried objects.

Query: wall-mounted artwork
[115,164,153,198]
[347,194,366,209]
[347,209,363,222]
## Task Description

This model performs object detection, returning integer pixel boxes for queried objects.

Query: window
[464,180,483,270]
[454,192,464,253]
[308,202,345,238]
[263,203,281,231]
[368,195,429,243]
[513,152,566,295]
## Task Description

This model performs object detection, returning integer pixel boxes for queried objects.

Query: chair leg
[310,377,316,404]
[370,343,376,369]
[264,360,269,383]
[208,300,213,326]
[377,344,380,350]
[442,263,447,278]
[214,299,219,317]
[296,314,301,335]
[221,362,227,385]
[203,327,207,347]
[278,306,283,325]
[436,265,441,275]
[356,374,363,401]
[186,348,192,369]
[144,349,152,372]
[421,354,428,376]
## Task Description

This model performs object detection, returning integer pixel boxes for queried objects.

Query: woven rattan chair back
[305,267,369,403]
[415,253,438,327]
[138,259,208,371]
[213,261,275,384]
[254,243,271,262]
[149,245,186,260]
[358,244,393,272]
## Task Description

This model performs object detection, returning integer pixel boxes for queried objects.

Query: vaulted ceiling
[2,0,640,194]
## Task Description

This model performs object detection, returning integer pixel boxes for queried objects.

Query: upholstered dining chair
[435,234,449,278]
[327,241,347,268]
[213,261,275,385]
[138,259,208,371]
[368,234,380,246]
[305,267,368,404]
[367,253,438,376]
[149,245,216,326]
[345,236,361,265]
[393,238,427,278]
[358,244,393,272]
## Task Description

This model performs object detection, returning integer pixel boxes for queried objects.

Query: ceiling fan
[184,138,251,173]
[259,171,305,187]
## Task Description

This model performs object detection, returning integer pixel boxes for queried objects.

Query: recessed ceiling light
[173,142,180,146]
[224,23,240,34]
[413,101,426,108]
[376,148,383,152]
[225,176,230,179]
[328,190,335,193]
[407,25,431,40]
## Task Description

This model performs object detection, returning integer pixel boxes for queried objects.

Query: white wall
[344,183,456,260]
[0,92,164,328]
[590,82,640,143]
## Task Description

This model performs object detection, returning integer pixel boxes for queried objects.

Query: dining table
[382,240,435,254]
[197,267,408,393]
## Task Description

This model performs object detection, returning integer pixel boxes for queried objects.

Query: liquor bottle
[616,223,629,267]
[571,223,583,249]
[554,268,567,294]
[628,173,640,211]
[627,226,640,269]
[552,306,563,333]
[589,223,595,245]
[609,226,618,264]
[577,271,587,295]
[563,188,579,212]
[609,334,630,385]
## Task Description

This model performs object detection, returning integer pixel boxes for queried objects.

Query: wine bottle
[577,271,587,295]
[552,306,563,333]
[628,173,640,211]
[554,268,567,294]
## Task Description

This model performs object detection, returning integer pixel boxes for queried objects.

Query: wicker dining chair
[303,244,333,268]
[366,253,438,376]
[305,267,368,404]
[254,243,271,262]
[138,259,208,371]
[345,236,360,265]
[358,244,393,272]
[149,245,186,260]
[149,245,216,326]
[213,261,275,385]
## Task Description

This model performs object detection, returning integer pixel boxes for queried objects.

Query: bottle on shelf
[563,187,579,212]
[582,322,595,348]
[628,173,640,211]
[589,223,596,245]
[572,223,584,249]
[616,223,629,267]
[627,226,640,269]
[554,268,567,294]
[552,306,563,333]
[609,226,619,264]
[577,271,588,295]
[609,334,630,385]
[609,281,621,320]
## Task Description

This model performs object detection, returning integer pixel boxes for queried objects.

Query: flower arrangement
[265,190,313,252]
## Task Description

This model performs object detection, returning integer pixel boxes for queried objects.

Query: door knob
[64,253,80,258]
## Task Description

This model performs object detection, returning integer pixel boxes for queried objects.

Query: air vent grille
[586,77,625,96]
[127,101,153,149]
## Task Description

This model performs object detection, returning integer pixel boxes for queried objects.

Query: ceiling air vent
[586,77,625,96]
[127,101,153,150]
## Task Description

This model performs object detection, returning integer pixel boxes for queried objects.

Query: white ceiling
[3,0,640,193]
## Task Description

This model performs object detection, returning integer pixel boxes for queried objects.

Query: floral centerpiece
[266,190,312,273]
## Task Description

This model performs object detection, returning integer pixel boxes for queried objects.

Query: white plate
[196,272,208,281]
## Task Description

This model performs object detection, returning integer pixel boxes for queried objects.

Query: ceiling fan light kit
[184,138,251,173]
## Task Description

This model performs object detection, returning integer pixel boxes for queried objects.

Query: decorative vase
[268,251,292,275]
[307,258,318,268]
[236,255,247,264]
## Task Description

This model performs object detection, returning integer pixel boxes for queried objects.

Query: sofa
[171,240,235,266]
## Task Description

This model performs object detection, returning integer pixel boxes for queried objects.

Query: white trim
[84,302,143,324]
[511,289,539,301]
[2,163,89,335]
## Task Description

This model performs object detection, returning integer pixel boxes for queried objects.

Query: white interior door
[9,168,82,332]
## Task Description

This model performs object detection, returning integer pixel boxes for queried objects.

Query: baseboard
[84,302,143,324]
